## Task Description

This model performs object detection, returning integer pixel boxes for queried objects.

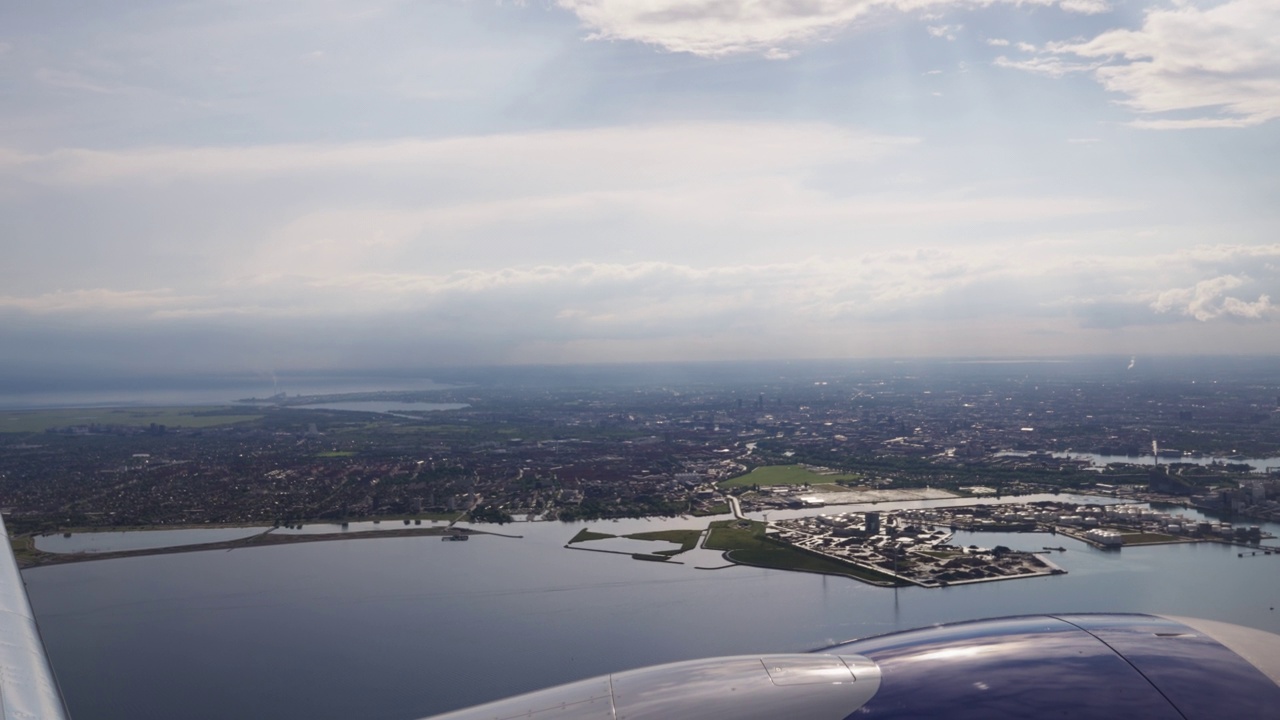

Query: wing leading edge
[0,515,70,720]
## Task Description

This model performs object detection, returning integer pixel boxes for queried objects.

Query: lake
[23,505,1280,720]
[290,401,469,415]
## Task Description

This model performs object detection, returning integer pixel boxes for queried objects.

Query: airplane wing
[427,653,881,720]
[423,613,1280,720]
[0,515,71,720]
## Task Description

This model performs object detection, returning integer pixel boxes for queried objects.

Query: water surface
[26,508,1280,720]
[291,401,469,414]
[1053,452,1280,472]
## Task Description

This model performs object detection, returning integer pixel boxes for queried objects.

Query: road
[725,494,745,519]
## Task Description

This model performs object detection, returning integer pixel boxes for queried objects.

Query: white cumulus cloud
[1037,0,1280,129]
[1151,275,1275,321]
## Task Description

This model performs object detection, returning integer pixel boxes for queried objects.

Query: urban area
[2,361,1279,579]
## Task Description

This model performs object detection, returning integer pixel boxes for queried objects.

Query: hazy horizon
[5,354,1280,410]
[3,1,1278,375]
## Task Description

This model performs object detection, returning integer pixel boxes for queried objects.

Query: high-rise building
[865,511,881,535]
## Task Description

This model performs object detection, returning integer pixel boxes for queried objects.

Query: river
[23,500,1280,720]
[1051,451,1280,472]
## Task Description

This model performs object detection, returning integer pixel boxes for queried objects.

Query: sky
[1,0,1278,376]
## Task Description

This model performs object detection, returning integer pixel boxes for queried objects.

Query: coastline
[15,525,503,570]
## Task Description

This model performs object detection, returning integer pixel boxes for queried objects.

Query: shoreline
[15,526,505,570]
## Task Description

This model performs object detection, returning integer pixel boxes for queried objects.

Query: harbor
[762,500,1274,586]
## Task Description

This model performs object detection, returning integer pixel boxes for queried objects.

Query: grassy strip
[626,529,701,555]
[704,520,901,585]
[1120,532,1180,545]
[719,464,861,488]
[703,520,765,551]
[568,528,615,544]
[9,536,40,567]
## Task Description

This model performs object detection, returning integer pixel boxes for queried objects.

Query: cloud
[554,0,1109,58]
[0,288,195,314]
[1099,245,1280,323]
[1032,0,1280,128]
[10,243,1277,327]
[1036,244,1280,329]
[927,24,963,40]
[1057,0,1110,13]
[3,2,1277,371]
[34,69,133,96]
[1151,275,1275,321]
[994,55,1100,78]
[1183,243,1280,266]
[5,121,1138,305]
[4,242,1280,369]
[14,122,914,187]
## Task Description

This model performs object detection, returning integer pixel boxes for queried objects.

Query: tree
[470,504,514,525]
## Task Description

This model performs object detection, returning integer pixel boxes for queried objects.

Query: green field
[703,520,771,551]
[0,406,264,434]
[567,528,701,558]
[628,529,702,556]
[1120,532,1181,545]
[704,520,900,585]
[719,464,862,488]
[9,536,40,566]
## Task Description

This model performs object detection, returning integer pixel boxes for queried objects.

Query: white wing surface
[0,516,70,720]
